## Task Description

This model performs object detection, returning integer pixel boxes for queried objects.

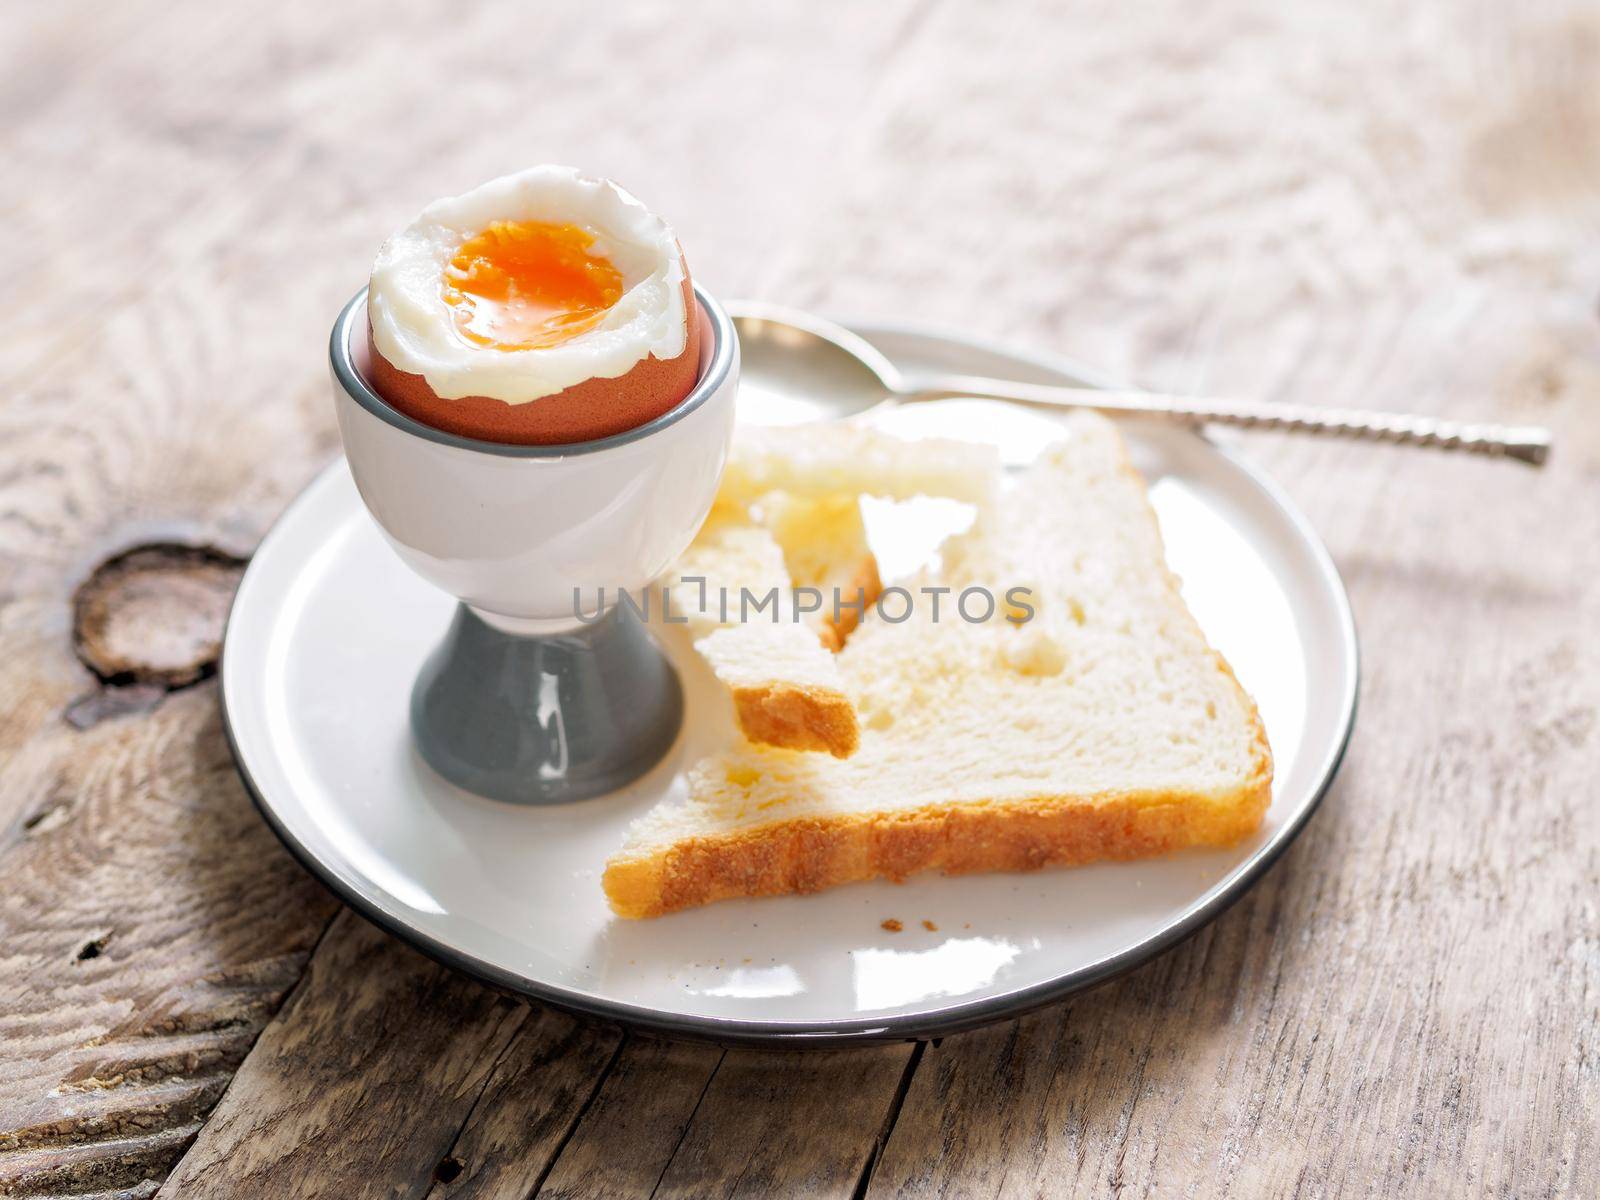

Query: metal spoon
[729,301,1552,467]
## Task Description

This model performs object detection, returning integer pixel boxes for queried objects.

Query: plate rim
[221,315,1360,1048]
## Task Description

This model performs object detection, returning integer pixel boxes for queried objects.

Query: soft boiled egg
[366,165,699,445]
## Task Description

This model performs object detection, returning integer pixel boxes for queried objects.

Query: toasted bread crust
[731,681,860,759]
[603,724,1272,919]
[608,415,1277,919]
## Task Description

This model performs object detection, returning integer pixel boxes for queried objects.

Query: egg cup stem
[410,603,683,805]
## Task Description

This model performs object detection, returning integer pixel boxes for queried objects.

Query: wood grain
[645,1045,918,1199]
[0,689,339,1196]
[2,0,1597,1196]
[534,1038,725,1200]
[158,911,592,1200]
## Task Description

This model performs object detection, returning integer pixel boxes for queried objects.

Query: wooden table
[3,3,1596,1196]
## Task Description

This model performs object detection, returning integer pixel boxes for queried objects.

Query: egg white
[367,165,689,404]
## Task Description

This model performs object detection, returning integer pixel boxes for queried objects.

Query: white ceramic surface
[223,321,1357,1045]
[332,291,739,623]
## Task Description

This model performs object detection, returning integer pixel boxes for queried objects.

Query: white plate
[221,320,1357,1046]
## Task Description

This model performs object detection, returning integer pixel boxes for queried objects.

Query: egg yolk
[442,221,624,351]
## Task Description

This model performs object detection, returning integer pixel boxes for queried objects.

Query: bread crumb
[881,918,903,933]
[922,919,938,932]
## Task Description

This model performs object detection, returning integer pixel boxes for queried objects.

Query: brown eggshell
[367,261,700,446]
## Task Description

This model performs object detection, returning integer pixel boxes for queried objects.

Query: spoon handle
[903,375,1552,467]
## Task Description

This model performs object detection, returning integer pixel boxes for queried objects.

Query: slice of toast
[607,413,1273,918]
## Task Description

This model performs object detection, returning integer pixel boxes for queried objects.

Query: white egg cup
[330,285,738,803]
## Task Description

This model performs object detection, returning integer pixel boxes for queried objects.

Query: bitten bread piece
[671,505,861,758]
[606,413,1273,918]
[666,425,995,757]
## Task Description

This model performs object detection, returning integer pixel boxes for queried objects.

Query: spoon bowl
[729,302,898,423]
